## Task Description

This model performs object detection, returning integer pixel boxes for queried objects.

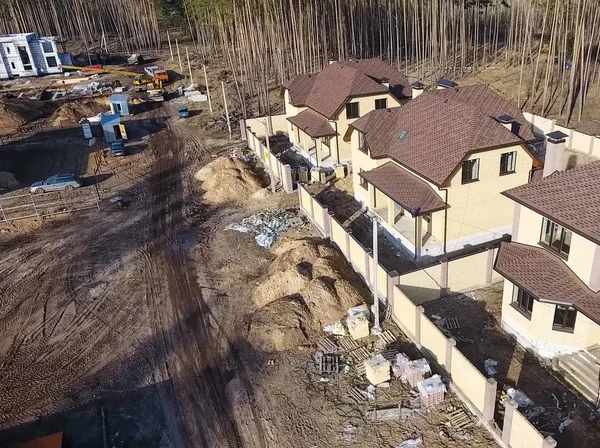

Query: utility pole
[167,31,173,61]
[369,212,382,334]
[185,47,193,84]
[221,81,232,139]
[203,65,213,113]
[175,39,182,73]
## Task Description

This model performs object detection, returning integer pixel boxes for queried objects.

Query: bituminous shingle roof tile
[350,84,537,186]
[282,59,410,119]
[495,242,600,324]
[287,109,336,138]
[503,160,600,245]
[359,162,447,216]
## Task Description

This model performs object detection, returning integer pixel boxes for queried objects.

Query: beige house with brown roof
[282,58,410,167]
[347,84,541,258]
[495,156,600,363]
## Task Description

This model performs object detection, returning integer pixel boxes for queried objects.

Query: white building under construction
[0,33,71,79]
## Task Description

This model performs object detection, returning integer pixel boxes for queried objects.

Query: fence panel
[450,347,488,415]
[331,218,347,254]
[300,187,313,217]
[312,198,326,232]
[447,251,488,293]
[509,411,545,448]
[392,285,418,340]
[349,236,366,277]
[399,269,441,305]
[420,317,448,367]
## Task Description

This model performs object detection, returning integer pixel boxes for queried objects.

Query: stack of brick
[364,354,391,385]
[404,358,431,387]
[417,374,446,409]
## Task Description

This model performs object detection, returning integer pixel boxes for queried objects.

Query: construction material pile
[195,156,265,205]
[248,238,369,352]
[50,98,109,127]
[226,209,306,248]
[0,98,55,133]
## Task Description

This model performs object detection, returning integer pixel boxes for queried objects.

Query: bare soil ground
[423,284,600,448]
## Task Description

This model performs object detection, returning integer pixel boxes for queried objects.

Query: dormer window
[346,102,360,119]
[375,98,387,110]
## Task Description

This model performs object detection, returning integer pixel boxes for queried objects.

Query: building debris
[339,424,358,443]
[323,321,346,336]
[559,416,573,433]
[484,358,498,376]
[365,354,391,385]
[347,305,370,340]
[226,209,305,248]
[393,353,411,378]
[507,387,534,409]
[370,406,402,422]
[395,434,423,448]
[418,374,446,409]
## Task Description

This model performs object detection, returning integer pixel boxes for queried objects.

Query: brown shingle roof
[287,109,336,138]
[282,59,410,119]
[359,162,447,215]
[495,242,600,324]
[503,160,600,245]
[351,87,535,186]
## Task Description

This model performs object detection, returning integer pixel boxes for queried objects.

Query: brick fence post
[482,378,497,422]
[415,306,424,347]
[439,257,449,296]
[445,338,456,373]
[486,245,497,284]
[542,437,557,448]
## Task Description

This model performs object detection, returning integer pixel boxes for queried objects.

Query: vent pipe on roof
[411,81,424,99]
[543,131,568,177]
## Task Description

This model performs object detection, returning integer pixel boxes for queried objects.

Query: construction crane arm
[59,65,143,77]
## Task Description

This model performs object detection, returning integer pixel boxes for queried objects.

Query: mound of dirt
[249,238,369,352]
[50,98,108,127]
[0,98,55,133]
[196,156,264,204]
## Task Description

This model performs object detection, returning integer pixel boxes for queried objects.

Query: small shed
[109,93,130,116]
[101,113,123,143]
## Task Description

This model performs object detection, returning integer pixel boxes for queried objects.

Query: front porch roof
[360,162,447,216]
[495,242,600,325]
[287,109,337,138]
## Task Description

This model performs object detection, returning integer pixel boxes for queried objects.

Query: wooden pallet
[337,337,360,352]
[381,348,399,362]
[446,409,473,430]
[379,330,397,346]
[349,347,371,363]
[348,387,367,404]
[317,337,338,354]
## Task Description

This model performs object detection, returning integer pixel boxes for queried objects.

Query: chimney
[411,81,424,99]
[497,114,514,132]
[436,77,457,90]
[543,130,568,177]
[381,77,390,89]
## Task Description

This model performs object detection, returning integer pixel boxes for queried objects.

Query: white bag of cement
[396,435,423,448]
[484,358,498,376]
[393,353,410,378]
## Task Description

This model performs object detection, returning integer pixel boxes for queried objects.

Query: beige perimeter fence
[298,184,556,448]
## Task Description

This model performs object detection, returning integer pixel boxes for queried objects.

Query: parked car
[30,174,82,194]
[178,106,190,118]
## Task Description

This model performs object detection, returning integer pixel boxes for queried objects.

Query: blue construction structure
[100,113,122,143]
[109,93,130,116]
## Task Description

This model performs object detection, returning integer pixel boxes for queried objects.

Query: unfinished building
[0,33,70,79]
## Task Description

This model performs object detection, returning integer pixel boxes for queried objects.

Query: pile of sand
[195,156,264,205]
[50,98,108,127]
[248,238,369,352]
[0,98,55,133]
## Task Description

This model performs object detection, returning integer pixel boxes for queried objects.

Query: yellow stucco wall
[450,347,488,414]
[447,251,489,292]
[510,411,545,448]
[420,317,448,366]
[445,144,533,242]
[349,236,366,276]
[501,279,598,351]
[392,285,417,339]
[350,130,390,205]
[331,218,347,254]
[399,268,441,305]
[514,206,599,289]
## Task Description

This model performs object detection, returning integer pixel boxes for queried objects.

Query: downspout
[334,121,340,162]
[442,188,448,254]
[413,214,418,260]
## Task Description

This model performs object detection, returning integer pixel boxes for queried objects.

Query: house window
[5,46,10,54]
[346,102,360,119]
[461,158,480,184]
[10,62,15,69]
[17,46,30,66]
[41,41,53,53]
[500,151,517,175]
[358,132,367,154]
[46,56,57,68]
[553,305,577,332]
[359,169,368,190]
[512,286,534,319]
[375,98,387,110]
[322,135,331,148]
[540,217,572,259]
